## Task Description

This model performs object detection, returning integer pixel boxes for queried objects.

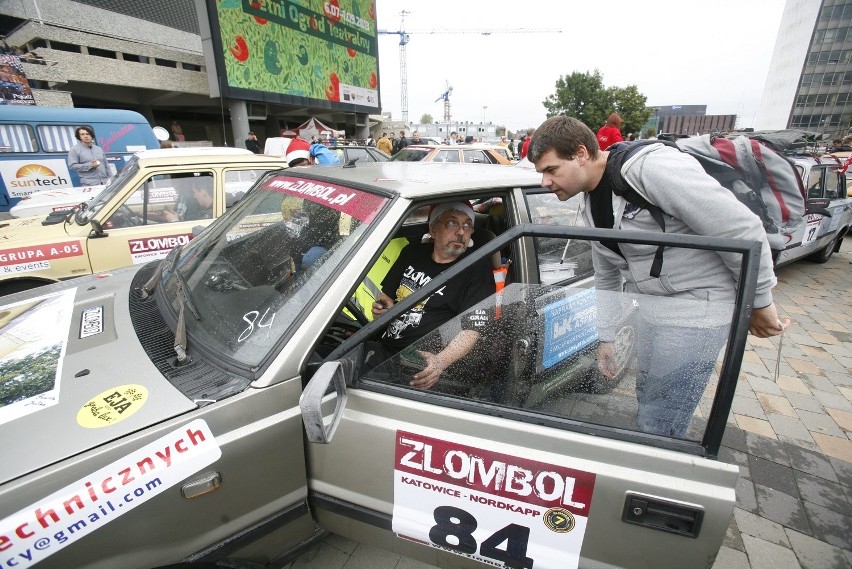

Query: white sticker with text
[0,419,221,568]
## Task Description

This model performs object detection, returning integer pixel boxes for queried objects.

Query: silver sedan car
[0,162,760,569]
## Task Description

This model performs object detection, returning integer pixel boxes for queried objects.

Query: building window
[88,47,117,59]
[49,40,80,53]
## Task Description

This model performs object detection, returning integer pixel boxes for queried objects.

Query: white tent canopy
[281,117,343,140]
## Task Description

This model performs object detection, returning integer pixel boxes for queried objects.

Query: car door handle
[622,492,704,538]
[181,471,222,499]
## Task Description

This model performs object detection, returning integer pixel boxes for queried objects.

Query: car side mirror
[806,197,832,216]
[299,361,348,444]
[90,219,107,237]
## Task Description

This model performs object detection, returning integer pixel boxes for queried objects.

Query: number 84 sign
[392,432,595,569]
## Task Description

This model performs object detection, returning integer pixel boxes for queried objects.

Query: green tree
[543,69,651,138]
[420,113,434,124]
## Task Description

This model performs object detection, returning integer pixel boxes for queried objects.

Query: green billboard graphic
[214,0,379,110]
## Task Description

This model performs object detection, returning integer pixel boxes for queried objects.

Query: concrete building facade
[0,0,373,147]
[755,0,852,137]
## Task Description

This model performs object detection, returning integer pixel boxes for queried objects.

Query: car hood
[0,270,196,485]
[0,215,72,244]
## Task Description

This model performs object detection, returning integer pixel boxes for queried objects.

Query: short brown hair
[75,126,95,140]
[527,116,599,162]
[605,113,622,127]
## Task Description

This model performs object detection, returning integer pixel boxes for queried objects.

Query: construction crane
[378,13,561,122]
[435,81,453,122]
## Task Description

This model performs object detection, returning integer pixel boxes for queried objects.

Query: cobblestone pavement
[289,248,852,569]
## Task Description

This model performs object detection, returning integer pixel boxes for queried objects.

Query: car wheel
[808,233,839,263]
[578,323,636,394]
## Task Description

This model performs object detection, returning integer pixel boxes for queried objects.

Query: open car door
[300,224,761,569]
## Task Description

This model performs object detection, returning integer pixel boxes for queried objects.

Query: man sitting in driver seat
[368,201,494,391]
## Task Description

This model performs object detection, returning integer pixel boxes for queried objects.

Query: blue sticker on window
[542,288,598,369]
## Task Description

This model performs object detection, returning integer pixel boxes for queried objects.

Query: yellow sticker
[77,384,148,428]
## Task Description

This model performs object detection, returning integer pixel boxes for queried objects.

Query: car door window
[824,166,840,199]
[106,172,214,228]
[807,167,824,198]
[224,169,270,209]
[344,147,372,163]
[361,242,741,446]
[434,150,460,163]
[525,191,592,284]
[463,150,488,163]
[0,124,36,152]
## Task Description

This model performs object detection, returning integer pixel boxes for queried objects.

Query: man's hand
[410,351,446,390]
[750,302,790,338]
[597,342,618,378]
[372,292,394,318]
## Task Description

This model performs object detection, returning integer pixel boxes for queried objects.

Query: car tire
[0,279,48,297]
[808,233,839,263]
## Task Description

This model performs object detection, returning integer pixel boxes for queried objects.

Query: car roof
[135,147,254,160]
[405,144,507,151]
[135,151,287,167]
[289,161,543,199]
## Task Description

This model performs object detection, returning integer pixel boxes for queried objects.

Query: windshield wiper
[139,244,182,299]
[173,270,200,363]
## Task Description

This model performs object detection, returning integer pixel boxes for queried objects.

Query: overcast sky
[375,0,787,132]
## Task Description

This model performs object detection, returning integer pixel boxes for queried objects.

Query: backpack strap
[604,141,672,277]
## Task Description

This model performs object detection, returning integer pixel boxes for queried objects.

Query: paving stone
[777,435,820,453]
[800,374,841,395]
[755,484,812,534]
[801,500,852,550]
[795,470,852,517]
[838,385,852,403]
[742,361,773,380]
[734,395,768,420]
[291,541,351,569]
[749,455,799,498]
[738,415,777,439]
[785,529,852,569]
[745,432,791,466]
[785,392,826,414]
[812,432,852,463]
[765,414,814,445]
[757,393,798,417]
[823,370,852,388]
[829,457,852,489]
[722,426,748,453]
[723,513,745,552]
[812,390,852,412]
[777,375,812,394]
[809,356,848,374]
[825,407,852,432]
[712,546,750,569]
[749,375,787,396]
[783,442,841,483]
[796,409,847,438]
[734,507,790,546]
[741,534,802,569]
[736,476,759,514]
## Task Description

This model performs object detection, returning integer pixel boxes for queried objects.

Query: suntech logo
[9,164,69,189]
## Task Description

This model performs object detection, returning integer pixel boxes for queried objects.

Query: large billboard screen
[204,0,379,114]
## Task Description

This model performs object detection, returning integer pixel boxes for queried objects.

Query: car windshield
[159,172,390,368]
[74,157,140,224]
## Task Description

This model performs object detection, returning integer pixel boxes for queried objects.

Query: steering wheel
[114,204,142,227]
[345,299,370,327]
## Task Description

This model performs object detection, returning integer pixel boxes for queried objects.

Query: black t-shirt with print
[380,242,493,352]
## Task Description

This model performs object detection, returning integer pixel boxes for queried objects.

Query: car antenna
[344,157,360,168]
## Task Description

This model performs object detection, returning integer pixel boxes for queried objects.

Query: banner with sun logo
[203,0,379,113]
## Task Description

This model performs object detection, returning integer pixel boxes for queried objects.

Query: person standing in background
[596,113,624,150]
[67,126,111,185]
[244,132,261,153]
[170,120,185,142]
